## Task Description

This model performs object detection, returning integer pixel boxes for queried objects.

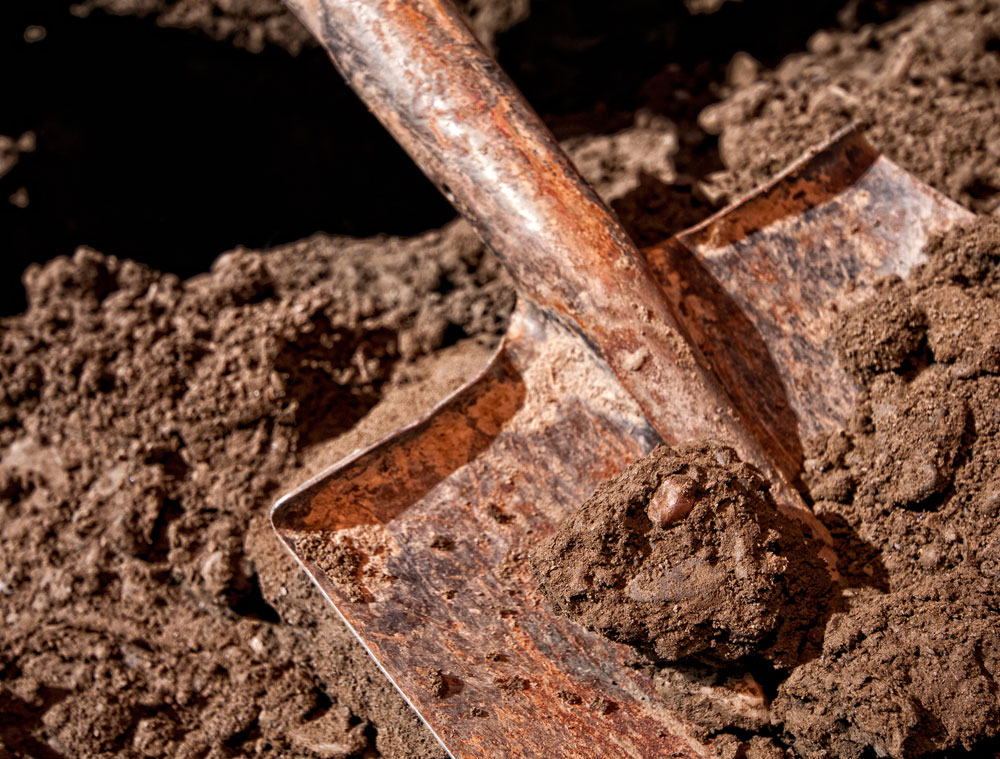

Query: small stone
[622,347,649,372]
[727,52,761,88]
[807,30,837,55]
[646,475,698,527]
[23,25,46,43]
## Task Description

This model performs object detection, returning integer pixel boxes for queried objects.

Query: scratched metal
[274,300,712,759]
[646,125,974,453]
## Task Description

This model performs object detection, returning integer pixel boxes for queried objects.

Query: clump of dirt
[0,132,35,181]
[531,440,832,668]
[0,219,511,758]
[786,216,1000,757]
[774,567,1000,759]
[700,0,1000,213]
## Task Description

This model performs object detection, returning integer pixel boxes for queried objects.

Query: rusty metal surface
[282,0,818,502]
[647,125,974,454]
[275,301,711,759]
[272,130,972,757]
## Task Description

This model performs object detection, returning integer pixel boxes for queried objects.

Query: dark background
[1,0,909,314]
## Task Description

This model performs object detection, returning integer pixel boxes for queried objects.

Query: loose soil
[788,217,1000,758]
[0,222,511,759]
[4,0,1000,757]
[700,0,1000,214]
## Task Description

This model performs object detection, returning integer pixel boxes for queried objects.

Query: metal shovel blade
[271,127,971,759]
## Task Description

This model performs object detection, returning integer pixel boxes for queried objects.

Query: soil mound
[700,0,1000,214]
[789,216,1000,757]
[0,221,510,759]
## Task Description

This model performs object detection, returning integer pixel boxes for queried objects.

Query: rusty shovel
[270,0,972,756]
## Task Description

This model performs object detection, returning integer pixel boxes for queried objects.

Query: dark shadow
[230,573,282,623]
[0,685,71,759]
[612,173,718,248]
[274,317,397,448]
[497,0,923,124]
[0,0,455,315]
[818,512,890,593]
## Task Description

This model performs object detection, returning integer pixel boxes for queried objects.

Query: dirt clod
[532,441,832,667]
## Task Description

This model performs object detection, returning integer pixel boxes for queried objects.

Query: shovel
[270,1,972,756]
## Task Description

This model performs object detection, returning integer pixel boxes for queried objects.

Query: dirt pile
[532,219,1000,758]
[775,567,1000,758]
[0,220,510,758]
[699,0,1000,213]
[531,441,831,668]
[783,218,1000,757]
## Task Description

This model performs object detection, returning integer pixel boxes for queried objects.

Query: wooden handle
[283,0,810,499]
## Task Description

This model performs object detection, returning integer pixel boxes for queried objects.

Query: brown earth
[699,0,1000,214]
[5,0,1000,757]
[0,222,511,759]
[531,219,1000,758]
[785,217,1000,758]
[531,441,831,669]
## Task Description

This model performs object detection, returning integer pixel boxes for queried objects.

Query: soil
[5,0,1000,757]
[0,222,511,759]
[700,0,1000,214]
[533,219,1000,757]
[531,441,831,668]
[785,217,1000,758]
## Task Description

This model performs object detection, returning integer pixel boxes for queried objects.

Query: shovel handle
[283,0,807,495]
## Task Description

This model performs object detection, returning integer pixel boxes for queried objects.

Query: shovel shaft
[283,0,796,486]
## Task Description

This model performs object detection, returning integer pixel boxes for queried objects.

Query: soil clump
[531,441,831,668]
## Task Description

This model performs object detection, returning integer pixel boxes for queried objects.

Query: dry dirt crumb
[0,132,35,181]
[531,440,831,667]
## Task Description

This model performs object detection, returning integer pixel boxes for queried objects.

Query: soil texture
[531,441,831,668]
[6,0,1000,757]
[785,217,1000,758]
[0,221,510,759]
[701,0,1000,214]
[534,219,1000,757]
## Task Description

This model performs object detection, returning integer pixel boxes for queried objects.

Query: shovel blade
[271,128,972,758]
